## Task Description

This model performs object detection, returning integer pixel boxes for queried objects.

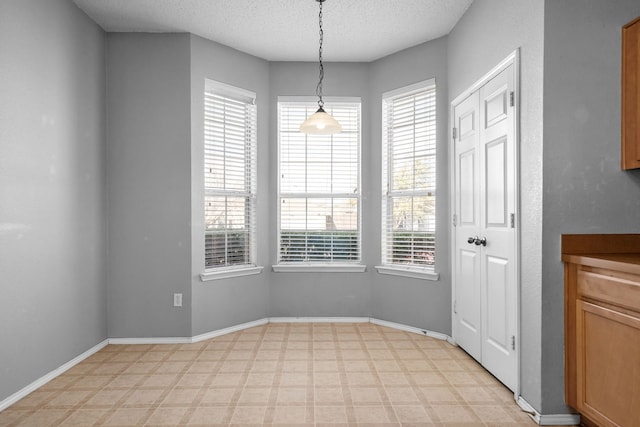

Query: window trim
[380,79,438,276]
[275,96,363,268]
[201,265,264,282]
[202,79,259,275]
[374,265,439,280]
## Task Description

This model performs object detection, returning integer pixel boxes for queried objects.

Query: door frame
[449,49,521,398]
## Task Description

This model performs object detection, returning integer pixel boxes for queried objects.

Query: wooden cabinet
[622,17,640,170]
[563,234,640,427]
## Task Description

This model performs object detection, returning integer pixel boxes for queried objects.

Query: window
[203,80,258,274]
[379,80,437,278]
[276,99,363,271]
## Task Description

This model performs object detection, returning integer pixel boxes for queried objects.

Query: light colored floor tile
[418,386,458,403]
[69,374,114,389]
[245,372,276,386]
[393,404,433,423]
[145,406,188,426]
[14,409,68,427]
[186,406,229,425]
[45,389,93,408]
[353,405,392,423]
[230,405,267,424]
[162,387,200,405]
[280,372,308,386]
[84,388,129,407]
[314,360,339,371]
[121,388,164,406]
[315,372,342,386]
[200,387,238,404]
[273,405,309,424]
[314,405,348,424]
[314,387,344,404]
[431,404,479,423]
[237,387,272,405]
[141,373,179,388]
[349,387,383,404]
[384,387,421,404]
[103,407,150,426]
[346,372,378,386]
[277,387,308,403]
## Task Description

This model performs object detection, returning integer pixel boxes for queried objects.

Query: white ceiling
[72,0,473,62]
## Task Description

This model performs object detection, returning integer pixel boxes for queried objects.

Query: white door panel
[459,150,476,224]
[485,137,507,227]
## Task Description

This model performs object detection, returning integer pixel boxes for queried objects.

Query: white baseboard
[517,396,581,425]
[370,318,452,342]
[0,339,108,412]
[107,337,192,345]
[269,316,370,324]
[192,318,269,342]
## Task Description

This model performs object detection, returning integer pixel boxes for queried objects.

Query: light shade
[299,107,342,135]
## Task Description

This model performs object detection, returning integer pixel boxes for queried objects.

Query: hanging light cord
[316,0,325,109]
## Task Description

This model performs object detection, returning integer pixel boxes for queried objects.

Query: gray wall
[106,33,192,338]
[541,0,640,414]
[0,0,107,401]
[369,37,451,334]
[448,0,545,411]
[189,35,271,335]
[267,62,373,318]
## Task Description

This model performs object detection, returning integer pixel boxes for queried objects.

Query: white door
[452,61,518,391]
[453,90,482,362]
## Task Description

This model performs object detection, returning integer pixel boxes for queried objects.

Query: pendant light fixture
[300,0,342,135]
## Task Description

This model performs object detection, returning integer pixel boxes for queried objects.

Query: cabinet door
[576,300,640,426]
[622,17,640,170]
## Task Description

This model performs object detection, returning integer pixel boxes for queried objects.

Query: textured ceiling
[72,0,473,62]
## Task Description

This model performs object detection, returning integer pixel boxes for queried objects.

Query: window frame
[274,97,365,273]
[200,79,262,282]
[376,80,439,281]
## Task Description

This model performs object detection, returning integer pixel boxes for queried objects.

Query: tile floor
[0,323,569,426]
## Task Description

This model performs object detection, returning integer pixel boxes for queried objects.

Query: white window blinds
[382,81,436,269]
[278,100,361,263]
[204,80,257,269]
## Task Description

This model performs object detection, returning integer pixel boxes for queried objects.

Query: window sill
[375,265,439,281]
[272,264,367,273]
[200,265,264,282]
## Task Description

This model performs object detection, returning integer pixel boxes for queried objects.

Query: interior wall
[0,0,107,402]
[369,37,451,334]
[189,35,271,335]
[267,62,373,318]
[106,33,192,338]
[447,0,545,411]
[541,0,640,414]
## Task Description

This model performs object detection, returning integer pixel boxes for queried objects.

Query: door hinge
[452,214,457,227]
[454,300,457,314]
[510,213,515,228]
[511,335,516,350]
[509,91,515,107]
[452,127,457,140]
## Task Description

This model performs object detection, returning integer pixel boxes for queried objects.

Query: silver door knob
[474,237,487,246]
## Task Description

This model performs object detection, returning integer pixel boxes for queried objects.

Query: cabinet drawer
[577,269,640,312]
[576,300,640,427]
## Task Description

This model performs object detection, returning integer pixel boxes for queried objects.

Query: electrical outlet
[173,293,182,307]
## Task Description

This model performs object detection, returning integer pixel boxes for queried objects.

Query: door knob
[474,237,487,246]
[467,236,476,244]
